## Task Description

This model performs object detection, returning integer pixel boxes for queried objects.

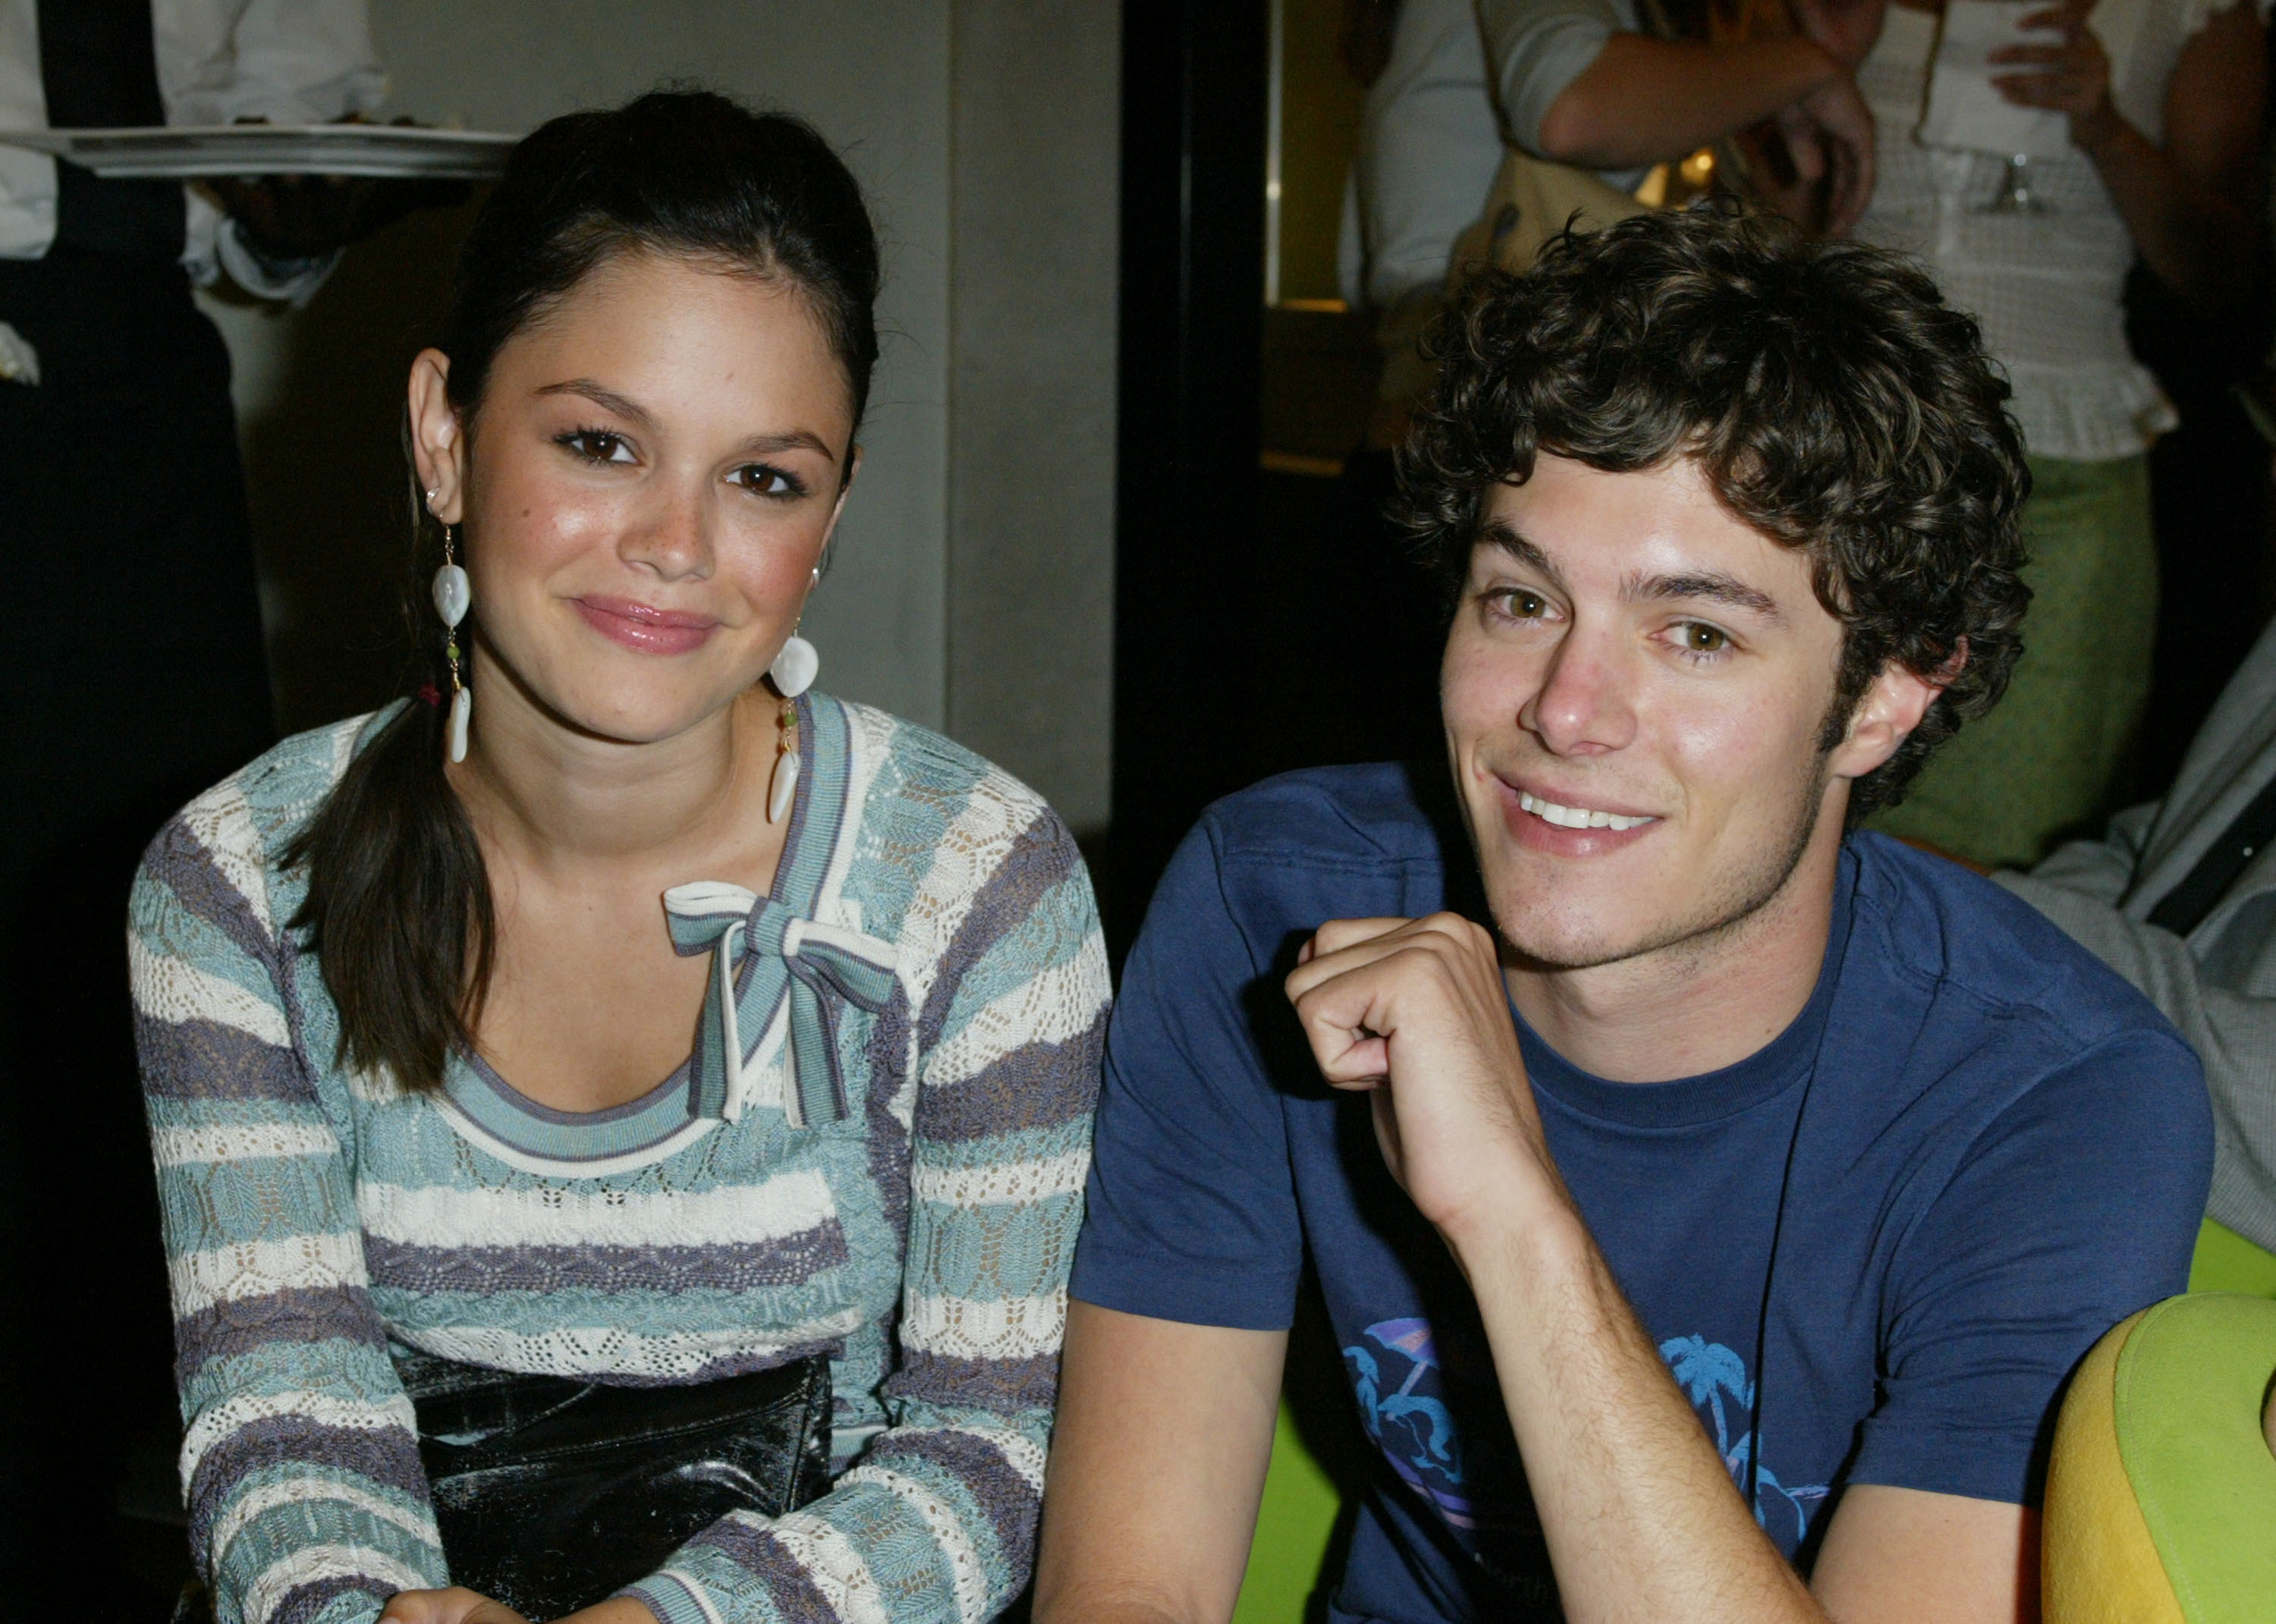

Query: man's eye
[1498,589,1549,619]
[1675,622,1730,653]
[730,463,808,500]
[561,429,635,464]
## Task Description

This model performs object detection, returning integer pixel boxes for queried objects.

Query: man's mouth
[1515,790,1656,831]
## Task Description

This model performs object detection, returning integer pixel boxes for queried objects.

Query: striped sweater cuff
[619,1569,743,1624]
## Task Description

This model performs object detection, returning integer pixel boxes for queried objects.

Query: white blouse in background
[1853,0,2254,461]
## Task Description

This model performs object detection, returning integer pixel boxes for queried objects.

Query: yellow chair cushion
[2044,1295,2276,1624]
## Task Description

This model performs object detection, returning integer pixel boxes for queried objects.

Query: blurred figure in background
[2001,605,2276,1274]
[1331,0,1891,768]
[1340,0,1883,444]
[1853,0,2268,869]
[0,0,442,1605]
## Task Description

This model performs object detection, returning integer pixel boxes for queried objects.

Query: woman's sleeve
[132,806,445,1624]
[623,806,1109,1624]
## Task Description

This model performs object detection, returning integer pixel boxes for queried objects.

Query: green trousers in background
[1871,454,2157,871]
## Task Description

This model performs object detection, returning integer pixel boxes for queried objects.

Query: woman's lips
[571,596,720,655]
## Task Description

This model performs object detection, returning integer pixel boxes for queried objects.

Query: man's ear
[1828,639,1967,784]
[407,348,468,524]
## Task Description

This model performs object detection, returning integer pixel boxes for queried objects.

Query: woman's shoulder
[140,708,400,903]
[831,694,1074,847]
[825,696,1093,938]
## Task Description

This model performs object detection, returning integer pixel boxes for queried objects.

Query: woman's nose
[618,482,714,580]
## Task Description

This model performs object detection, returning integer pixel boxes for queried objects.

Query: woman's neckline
[429,690,847,1166]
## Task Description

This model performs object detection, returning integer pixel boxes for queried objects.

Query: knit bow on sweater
[663,881,901,1128]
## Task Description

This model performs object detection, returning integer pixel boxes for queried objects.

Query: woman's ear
[408,349,467,524]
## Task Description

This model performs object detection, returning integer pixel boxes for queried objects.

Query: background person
[132,92,1106,1624]
[1036,208,2209,1624]
[1341,0,1885,437]
[1851,0,2269,869]
[0,0,455,1597]
[1997,609,2276,1264]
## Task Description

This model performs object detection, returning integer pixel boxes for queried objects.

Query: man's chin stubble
[1488,758,1836,978]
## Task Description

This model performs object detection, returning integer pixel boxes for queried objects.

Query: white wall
[206,0,1116,828]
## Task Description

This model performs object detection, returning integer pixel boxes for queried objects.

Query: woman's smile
[570,593,723,655]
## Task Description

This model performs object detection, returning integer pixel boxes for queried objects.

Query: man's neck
[1504,807,1847,1085]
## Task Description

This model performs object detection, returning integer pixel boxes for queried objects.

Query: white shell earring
[433,525,472,763]
[767,632,818,824]
[766,576,821,821]
[769,633,819,699]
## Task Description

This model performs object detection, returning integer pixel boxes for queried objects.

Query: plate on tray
[0,124,517,180]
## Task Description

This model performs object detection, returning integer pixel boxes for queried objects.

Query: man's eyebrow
[1627,570,1787,624]
[1476,520,1567,592]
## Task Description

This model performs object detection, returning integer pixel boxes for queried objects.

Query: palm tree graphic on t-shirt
[1659,1333,1831,1546]
[1346,1318,1828,1547]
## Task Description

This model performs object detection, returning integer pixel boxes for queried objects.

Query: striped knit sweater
[129,694,1110,1624]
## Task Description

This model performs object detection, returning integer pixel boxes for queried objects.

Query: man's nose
[1519,624,1638,756]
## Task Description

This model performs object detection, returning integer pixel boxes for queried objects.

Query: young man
[1036,208,2213,1624]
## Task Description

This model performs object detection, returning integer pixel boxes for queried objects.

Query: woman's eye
[730,463,807,500]
[1674,622,1730,654]
[562,429,636,464]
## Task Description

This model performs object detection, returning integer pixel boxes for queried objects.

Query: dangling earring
[765,567,822,823]
[432,520,472,764]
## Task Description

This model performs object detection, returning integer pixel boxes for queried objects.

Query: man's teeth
[1517,791,1654,831]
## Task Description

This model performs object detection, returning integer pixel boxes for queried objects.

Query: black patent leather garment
[401,1347,832,1619]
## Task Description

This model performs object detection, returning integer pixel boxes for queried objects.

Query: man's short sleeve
[1068,817,1305,1331]
[1849,1029,2212,1505]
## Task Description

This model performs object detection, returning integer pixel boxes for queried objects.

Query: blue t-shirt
[1069,764,2213,1624]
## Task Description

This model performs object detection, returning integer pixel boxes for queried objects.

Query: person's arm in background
[1486,0,1886,231]
[185,0,456,303]
[1993,0,2266,308]
[1997,825,2276,1260]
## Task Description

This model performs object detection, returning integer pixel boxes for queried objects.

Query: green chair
[2042,1292,2276,1622]
[2190,1217,2276,1299]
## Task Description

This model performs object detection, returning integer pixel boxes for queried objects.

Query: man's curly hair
[1393,203,2032,819]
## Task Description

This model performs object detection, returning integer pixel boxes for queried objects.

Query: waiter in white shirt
[0,3,446,1606]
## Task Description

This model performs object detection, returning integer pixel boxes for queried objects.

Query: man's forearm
[1451,1195,1825,1624]
[1538,35,1841,170]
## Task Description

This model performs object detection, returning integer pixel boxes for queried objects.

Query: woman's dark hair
[288,90,882,1093]
[1394,200,2032,821]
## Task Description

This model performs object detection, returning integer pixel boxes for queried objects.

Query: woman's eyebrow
[533,382,837,464]
[535,378,653,427]
[734,429,837,463]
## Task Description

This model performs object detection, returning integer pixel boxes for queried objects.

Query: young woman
[1848,0,2268,868]
[130,92,1106,1624]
